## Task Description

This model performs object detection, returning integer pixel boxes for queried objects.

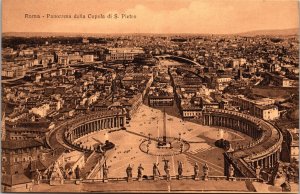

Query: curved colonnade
[202,108,283,178]
[63,110,126,153]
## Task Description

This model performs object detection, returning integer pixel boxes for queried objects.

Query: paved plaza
[77,103,252,178]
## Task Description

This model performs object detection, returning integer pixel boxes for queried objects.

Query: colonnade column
[117,117,120,128]
[122,116,126,127]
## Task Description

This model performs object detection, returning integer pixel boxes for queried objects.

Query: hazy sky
[3,0,299,34]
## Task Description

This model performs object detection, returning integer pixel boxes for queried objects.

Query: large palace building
[103,47,144,62]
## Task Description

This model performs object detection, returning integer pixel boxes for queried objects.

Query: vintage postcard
[1,0,299,193]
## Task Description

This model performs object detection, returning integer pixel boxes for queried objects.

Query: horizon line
[2,27,299,37]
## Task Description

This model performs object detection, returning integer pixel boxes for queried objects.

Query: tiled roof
[6,126,50,132]
[2,140,44,150]
[39,148,65,169]
[28,160,47,172]
[2,174,32,186]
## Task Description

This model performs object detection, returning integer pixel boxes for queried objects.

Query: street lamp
[148,133,151,144]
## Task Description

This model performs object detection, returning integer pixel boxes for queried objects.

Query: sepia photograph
[1,0,299,192]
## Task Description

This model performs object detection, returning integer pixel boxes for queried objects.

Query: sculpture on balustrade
[177,161,183,179]
[34,169,42,184]
[61,168,67,179]
[229,164,235,177]
[194,162,200,180]
[126,164,133,181]
[285,165,296,183]
[153,163,160,180]
[273,164,287,187]
[228,164,235,181]
[203,163,209,180]
[163,159,171,181]
[137,164,144,181]
[103,161,109,183]
[255,165,261,179]
[75,165,81,179]
[49,161,64,185]
[65,167,73,179]
[282,181,291,192]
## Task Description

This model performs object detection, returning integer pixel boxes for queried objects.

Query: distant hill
[2,32,165,37]
[238,28,299,36]
[3,28,299,37]
[2,32,93,37]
